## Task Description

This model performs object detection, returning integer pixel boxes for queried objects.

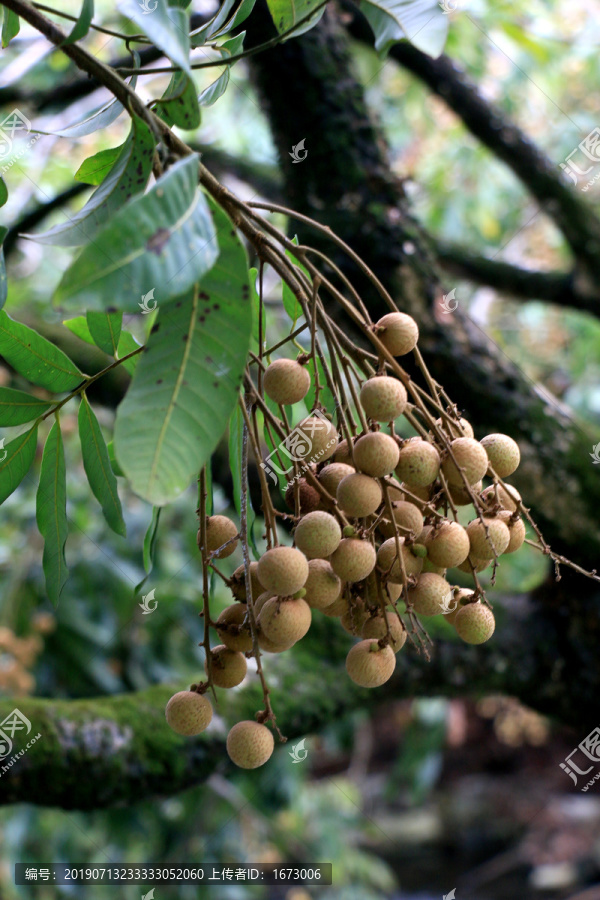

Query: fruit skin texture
[361,612,406,651]
[457,556,492,574]
[206,645,247,688]
[330,538,376,583]
[466,517,510,558]
[337,473,382,518]
[203,515,238,559]
[395,440,440,486]
[425,522,470,568]
[166,691,213,736]
[226,721,274,769]
[296,416,338,462]
[263,358,311,405]
[230,561,262,603]
[498,511,526,553]
[216,603,253,653]
[346,640,396,687]
[455,602,495,644]
[447,480,482,507]
[481,433,520,478]
[333,439,353,465]
[259,596,312,644]
[257,546,309,596]
[360,376,407,422]
[304,559,342,609]
[481,483,521,513]
[377,537,423,584]
[319,462,355,499]
[376,312,419,356]
[285,478,321,515]
[442,438,489,486]
[408,573,453,616]
[353,432,400,477]
[294,510,342,559]
[379,501,424,539]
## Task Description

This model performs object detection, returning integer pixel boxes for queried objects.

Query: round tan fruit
[257,546,309,596]
[444,588,474,625]
[360,570,402,604]
[294,510,341,559]
[434,416,474,439]
[206,645,247,689]
[337,473,382,518]
[285,477,322,515]
[319,462,355,498]
[354,432,400,477]
[480,433,520,478]
[259,596,312,645]
[257,630,294,653]
[253,591,274,617]
[360,376,407,422]
[320,592,351,618]
[481,483,521,513]
[447,480,483,507]
[304,559,342,609]
[441,438,489,487]
[333,439,353,465]
[377,537,423,584]
[203,515,238,559]
[361,612,406,651]
[296,416,338,463]
[330,538,376,583]
[263,358,310,406]
[396,440,440,486]
[466,517,510,558]
[216,604,253,653]
[346,640,396,687]
[166,691,213,736]
[425,522,470,568]
[408,573,453,616]
[226,721,274,769]
[456,556,492,574]
[498,510,526,553]
[379,501,424,539]
[454,602,495,644]
[230,561,262,603]
[399,482,432,510]
[375,312,419,356]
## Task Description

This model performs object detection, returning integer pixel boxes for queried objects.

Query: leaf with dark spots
[151,323,160,334]
[146,227,171,255]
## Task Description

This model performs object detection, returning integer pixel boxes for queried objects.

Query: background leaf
[1,9,20,48]
[54,155,218,312]
[0,310,83,392]
[156,72,201,129]
[63,0,94,45]
[113,205,252,505]
[0,387,51,425]
[265,0,325,37]
[117,0,192,77]
[36,421,68,604]
[0,226,7,310]
[198,33,245,108]
[0,177,7,208]
[74,145,123,186]
[115,330,143,375]
[359,0,448,58]
[0,424,38,505]
[78,394,126,536]
[86,311,122,356]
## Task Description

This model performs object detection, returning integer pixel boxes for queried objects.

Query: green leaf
[0,177,7,209]
[29,118,155,247]
[36,421,68,605]
[212,0,256,37]
[63,0,94,45]
[0,310,84,392]
[63,316,94,345]
[117,0,192,78]
[265,0,325,36]
[198,33,245,107]
[228,402,243,518]
[2,9,20,48]
[78,394,126,536]
[115,330,143,375]
[74,145,123,186]
[249,266,264,352]
[0,424,38,505]
[107,440,125,476]
[0,226,7,311]
[113,204,252,505]
[282,235,308,326]
[134,505,162,593]
[0,387,51,425]
[86,312,122,356]
[54,155,218,312]
[191,0,235,44]
[156,71,201,129]
[359,0,448,58]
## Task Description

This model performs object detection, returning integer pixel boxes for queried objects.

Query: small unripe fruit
[425,522,470,568]
[206,645,247,688]
[466,517,510,558]
[360,376,407,422]
[337,473,382,517]
[457,556,492,574]
[330,538,376,583]
[294,510,341,559]
[498,511,526,553]
[481,483,521,513]
[408,573,452,616]
[346,640,396,687]
[216,603,253,653]
[434,416,474,439]
[480,433,520,478]
[333,439,353,465]
[375,312,419,356]
[379,500,424,539]
[296,416,338,462]
[395,440,440,486]
[226,721,274,769]
[319,462,355,498]
[377,537,423,584]
[202,515,238,559]
[230,561,262,603]
[361,611,406,651]
[259,596,312,645]
[166,690,213,735]
[285,477,322,514]
[442,438,489,486]
[263,358,310,405]
[354,432,400,477]
[304,558,342,609]
[257,546,309,596]
[455,602,495,644]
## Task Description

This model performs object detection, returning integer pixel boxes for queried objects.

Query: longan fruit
[319,462,355,498]
[263,358,310,405]
[441,438,489,487]
[466,517,510,558]
[395,440,440,486]
[377,537,423,584]
[294,510,342,559]
[425,522,470,568]
[379,501,424,539]
[375,312,419,356]
[285,478,321,514]
[360,376,407,422]
[346,640,396,687]
[407,573,452,616]
[230,561,262,603]
[226,721,274,769]
[361,611,406,651]
[304,559,342,609]
[201,515,238,559]
[337,473,382,518]
[480,433,520,478]
[206,645,247,688]
[216,603,253,653]
[257,546,309,596]
[498,510,526,553]
[353,432,400,477]
[166,691,213,736]
[259,596,312,645]
[296,416,338,462]
[454,602,495,645]
[480,483,521,513]
[330,538,377,583]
